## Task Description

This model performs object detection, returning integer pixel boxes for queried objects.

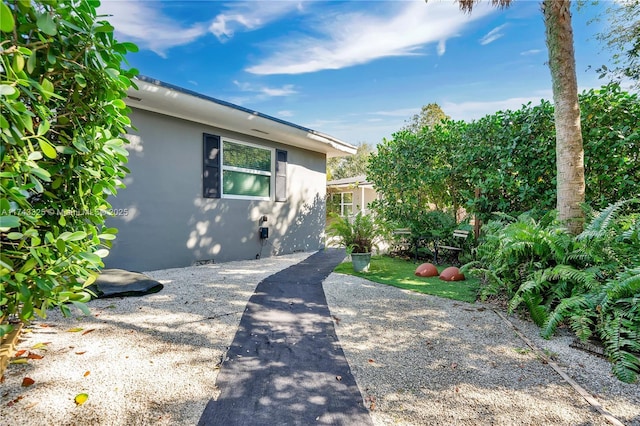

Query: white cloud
[277,110,294,117]
[98,2,207,58]
[521,49,542,56]
[246,1,495,75]
[479,24,507,46]
[437,40,447,56]
[233,80,298,97]
[441,92,552,121]
[209,1,305,41]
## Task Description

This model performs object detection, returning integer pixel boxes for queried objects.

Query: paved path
[198,249,372,426]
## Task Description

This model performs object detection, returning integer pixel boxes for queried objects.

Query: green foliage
[326,212,381,254]
[401,103,450,133]
[468,199,640,383]
[367,84,639,226]
[593,0,640,90]
[0,0,137,332]
[368,121,467,233]
[327,143,374,181]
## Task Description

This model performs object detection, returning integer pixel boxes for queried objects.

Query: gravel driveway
[1,252,638,425]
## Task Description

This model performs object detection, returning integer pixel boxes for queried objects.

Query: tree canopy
[401,103,450,133]
[327,142,374,181]
[594,0,640,90]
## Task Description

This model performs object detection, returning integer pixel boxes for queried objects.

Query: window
[328,192,353,217]
[222,140,272,199]
[203,134,287,201]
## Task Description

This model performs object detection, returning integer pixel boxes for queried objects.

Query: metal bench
[436,229,470,264]
[392,228,432,261]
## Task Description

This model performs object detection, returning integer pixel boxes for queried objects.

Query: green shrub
[0,0,137,336]
[466,199,640,382]
[368,84,639,224]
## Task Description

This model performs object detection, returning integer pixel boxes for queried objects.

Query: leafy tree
[594,0,640,90]
[367,121,467,232]
[327,142,374,180]
[0,0,137,335]
[368,84,639,229]
[401,103,450,133]
[457,0,586,234]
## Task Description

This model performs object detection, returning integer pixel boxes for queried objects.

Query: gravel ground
[1,252,639,426]
[322,273,640,426]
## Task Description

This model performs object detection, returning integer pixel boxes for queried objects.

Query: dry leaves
[21,377,35,387]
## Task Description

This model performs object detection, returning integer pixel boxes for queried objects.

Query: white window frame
[338,192,353,217]
[220,137,275,201]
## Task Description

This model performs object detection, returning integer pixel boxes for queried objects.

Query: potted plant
[327,212,380,272]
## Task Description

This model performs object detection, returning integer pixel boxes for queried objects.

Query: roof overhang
[327,175,374,189]
[126,76,356,158]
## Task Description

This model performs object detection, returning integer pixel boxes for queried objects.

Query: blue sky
[99,0,614,146]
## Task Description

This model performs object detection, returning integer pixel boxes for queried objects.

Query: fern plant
[541,199,640,383]
[467,199,639,382]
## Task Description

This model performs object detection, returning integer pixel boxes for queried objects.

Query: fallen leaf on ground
[368,359,374,363]
[336,376,342,381]
[38,324,51,328]
[10,359,28,364]
[369,402,376,410]
[451,362,458,369]
[74,393,89,406]
[67,327,84,333]
[7,395,24,406]
[14,350,26,357]
[31,342,50,350]
[83,371,90,377]
[75,351,86,355]
[27,352,44,360]
[22,377,35,387]
[81,329,95,336]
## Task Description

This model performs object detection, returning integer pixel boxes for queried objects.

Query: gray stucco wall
[104,108,328,271]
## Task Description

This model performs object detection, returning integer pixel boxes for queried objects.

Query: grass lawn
[333,255,479,303]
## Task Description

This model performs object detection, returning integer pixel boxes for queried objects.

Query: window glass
[221,139,273,199]
[223,170,270,197]
[223,141,271,171]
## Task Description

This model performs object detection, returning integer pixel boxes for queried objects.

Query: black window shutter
[275,149,287,202]
[203,134,220,198]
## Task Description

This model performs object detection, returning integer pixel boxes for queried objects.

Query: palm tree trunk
[542,0,585,234]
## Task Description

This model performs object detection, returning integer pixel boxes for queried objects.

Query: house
[105,76,356,271]
[326,175,378,217]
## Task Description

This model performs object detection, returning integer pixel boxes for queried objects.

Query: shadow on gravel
[198,249,372,426]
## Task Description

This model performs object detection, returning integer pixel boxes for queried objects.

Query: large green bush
[368,84,639,226]
[0,0,137,335]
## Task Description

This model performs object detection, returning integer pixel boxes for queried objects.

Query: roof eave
[126,76,356,157]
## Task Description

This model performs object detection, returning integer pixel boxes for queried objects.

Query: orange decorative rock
[415,263,438,277]
[439,266,465,281]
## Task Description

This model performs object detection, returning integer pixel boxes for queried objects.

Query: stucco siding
[105,108,327,271]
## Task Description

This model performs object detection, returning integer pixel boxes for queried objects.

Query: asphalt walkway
[198,249,372,426]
